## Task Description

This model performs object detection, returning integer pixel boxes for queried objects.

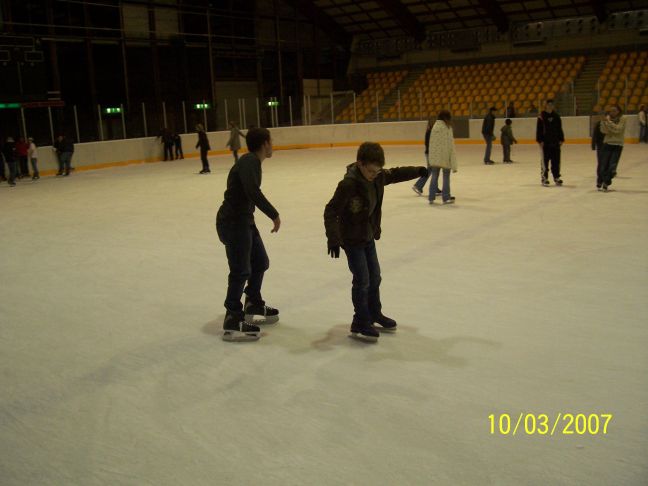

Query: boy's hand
[417,166,428,177]
[271,216,281,233]
[328,246,340,258]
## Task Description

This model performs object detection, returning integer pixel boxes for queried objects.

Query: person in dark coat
[160,128,174,161]
[536,99,565,186]
[2,137,17,186]
[195,124,211,174]
[591,119,605,170]
[324,142,427,342]
[481,107,496,165]
[216,127,281,342]
[15,137,30,178]
[53,134,74,176]
[173,132,184,159]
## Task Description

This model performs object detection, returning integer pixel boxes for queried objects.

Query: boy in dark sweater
[324,142,427,342]
[216,128,281,342]
[536,99,565,186]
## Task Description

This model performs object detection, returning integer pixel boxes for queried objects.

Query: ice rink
[1,142,647,485]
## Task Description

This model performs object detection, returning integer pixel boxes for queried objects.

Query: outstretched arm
[382,166,427,186]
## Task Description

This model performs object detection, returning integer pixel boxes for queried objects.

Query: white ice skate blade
[222,330,260,342]
[349,332,378,343]
[374,326,397,333]
[244,314,279,325]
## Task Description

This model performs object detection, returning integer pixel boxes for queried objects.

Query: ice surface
[1,143,647,485]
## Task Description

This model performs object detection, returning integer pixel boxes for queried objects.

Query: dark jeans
[3,158,17,183]
[200,148,210,171]
[233,150,239,162]
[216,223,269,313]
[163,143,174,161]
[541,145,561,180]
[174,144,183,158]
[30,157,39,177]
[18,156,29,176]
[502,143,511,161]
[414,154,430,192]
[58,152,72,174]
[344,240,382,324]
[429,167,451,202]
[483,134,493,162]
[640,124,646,143]
[597,144,623,186]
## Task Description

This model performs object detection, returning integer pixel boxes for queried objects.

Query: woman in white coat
[428,110,458,204]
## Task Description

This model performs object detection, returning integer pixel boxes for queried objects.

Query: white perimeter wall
[32,116,641,173]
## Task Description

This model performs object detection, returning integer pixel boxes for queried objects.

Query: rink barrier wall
[30,116,641,177]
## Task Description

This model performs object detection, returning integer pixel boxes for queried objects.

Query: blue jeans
[344,240,382,324]
[414,154,430,191]
[429,167,451,202]
[640,124,647,143]
[483,135,493,162]
[58,152,72,173]
[216,223,269,312]
[597,144,623,186]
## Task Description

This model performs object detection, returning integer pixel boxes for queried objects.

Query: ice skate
[554,178,563,186]
[223,311,260,342]
[542,178,550,186]
[244,298,279,325]
[443,196,456,204]
[372,313,397,333]
[412,185,422,196]
[349,321,379,342]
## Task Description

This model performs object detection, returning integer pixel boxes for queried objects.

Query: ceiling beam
[281,0,351,48]
[477,0,509,33]
[373,0,426,41]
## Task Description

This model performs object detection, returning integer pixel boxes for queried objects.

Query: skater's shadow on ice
[310,324,500,367]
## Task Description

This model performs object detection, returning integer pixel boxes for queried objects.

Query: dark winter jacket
[196,131,210,151]
[481,113,495,137]
[591,121,605,151]
[500,125,517,145]
[216,152,278,225]
[2,141,15,162]
[324,164,422,248]
[424,126,431,154]
[54,138,74,154]
[536,111,565,147]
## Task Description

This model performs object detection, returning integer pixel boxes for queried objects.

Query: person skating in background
[597,105,627,192]
[173,132,184,159]
[160,128,174,161]
[481,107,496,165]
[591,118,605,174]
[324,142,428,342]
[2,137,17,187]
[506,102,516,118]
[536,99,565,186]
[427,110,458,204]
[216,127,281,342]
[28,137,39,180]
[195,124,211,174]
[639,104,647,143]
[412,117,441,197]
[226,121,246,162]
[500,118,518,163]
[53,134,74,176]
[15,137,29,179]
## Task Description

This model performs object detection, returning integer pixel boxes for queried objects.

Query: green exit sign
[194,103,211,109]
[267,101,279,107]
[0,103,21,109]
[104,107,122,114]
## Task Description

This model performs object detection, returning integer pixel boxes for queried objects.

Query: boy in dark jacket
[216,127,281,342]
[481,107,496,165]
[591,119,605,168]
[500,119,517,163]
[324,142,427,342]
[536,99,565,186]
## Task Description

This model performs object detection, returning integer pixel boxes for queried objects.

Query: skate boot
[223,311,260,342]
[372,313,397,333]
[349,321,379,342]
[412,185,422,196]
[542,177,550,187]
[554,177,563,186]
[244,298,279,325]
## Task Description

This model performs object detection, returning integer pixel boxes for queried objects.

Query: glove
[417,166,428,177]
[328,245,340,258]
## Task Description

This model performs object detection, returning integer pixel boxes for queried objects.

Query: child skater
[324,142,427,342]
[500,118,517,163]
